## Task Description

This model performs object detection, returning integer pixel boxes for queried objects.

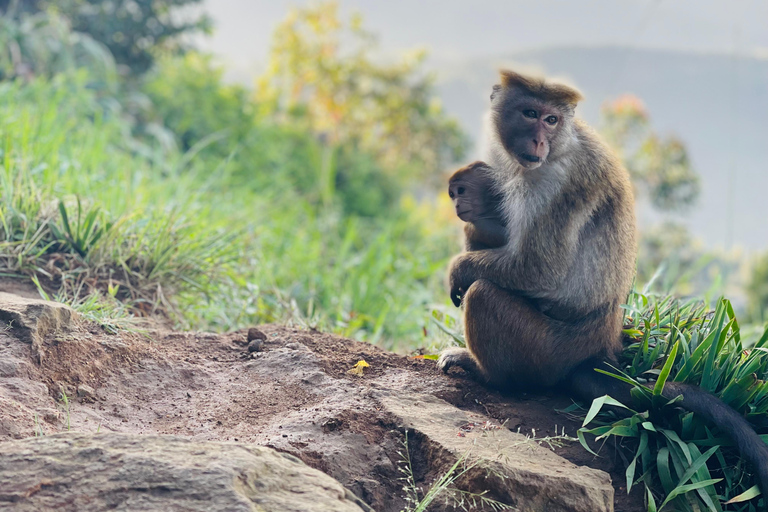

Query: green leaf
[58,200,71,237]
[658,479,722,509]
[656,447,675,495]
[577,428,598,456]
[724,484,761,504]
[645,485,657,512]
[673,445,719,492]
[582,395,631,427]
[626,431,649,493]
[654,340,679,396]
[701,302,728,392]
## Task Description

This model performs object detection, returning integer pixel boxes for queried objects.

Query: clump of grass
[397,431,513,512]
[581,292,768,511]
[0,74,239,325]
[32,275,137,334]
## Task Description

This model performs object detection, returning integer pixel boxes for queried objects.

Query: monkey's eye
[457,187,465,195]
[449,191,455,198]
[523,109,538,119]
[544,115,558,125]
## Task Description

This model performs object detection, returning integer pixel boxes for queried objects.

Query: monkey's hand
[448,253,476,307]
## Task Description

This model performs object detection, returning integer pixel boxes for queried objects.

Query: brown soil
[0,319,644,511]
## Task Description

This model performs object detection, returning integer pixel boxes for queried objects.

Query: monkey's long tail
[568,359,768,498]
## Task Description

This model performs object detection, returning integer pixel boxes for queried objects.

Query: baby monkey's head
[448,161,496,223]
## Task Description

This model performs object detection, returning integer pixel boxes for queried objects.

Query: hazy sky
[198,0,768,80]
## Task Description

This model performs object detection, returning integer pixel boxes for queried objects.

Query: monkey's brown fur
[498,70,583,107]
[448,161,506,251]
[440,69,768,493]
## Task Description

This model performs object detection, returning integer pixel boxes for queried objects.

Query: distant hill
[434,46,768,252]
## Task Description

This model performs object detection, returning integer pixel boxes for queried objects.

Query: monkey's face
[448,178,479,222]
[493,90,572,171]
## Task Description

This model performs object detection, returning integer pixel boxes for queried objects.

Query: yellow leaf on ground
[347,360,370,376]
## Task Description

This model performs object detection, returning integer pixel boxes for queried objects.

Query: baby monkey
[448,161,507,251]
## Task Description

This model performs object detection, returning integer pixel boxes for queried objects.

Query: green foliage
[189,203,455,348]
[49,198,112,258]
[0,7,115,86]
[636,221,740,297]
[747,253,768,324]
[0,73,237,319]
[143,51,404,218]
[142,53,253,153]
[0,70,460,346]
[256,1,468,185]
[13,0,212,76]
[581,293,768,511]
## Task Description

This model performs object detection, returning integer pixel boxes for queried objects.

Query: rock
[0,292,74,363]
[246,328,267,351]
[76,384,96,401]
[380,393,614,512]
[0,432,367,512]
[247,327,267,342]
[321,417,343,433]
[0,317,637,511]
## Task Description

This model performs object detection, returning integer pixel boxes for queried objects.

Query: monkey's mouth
[519,153,541,163]
[457,210,472,220]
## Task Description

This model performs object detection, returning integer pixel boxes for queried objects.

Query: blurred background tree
[596,94,730,294]
[256,1,468,187]
[0,7,114,83]
[600,94,700,212]
[0,0,210,76]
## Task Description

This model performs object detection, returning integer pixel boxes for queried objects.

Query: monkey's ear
[490,84,501,101]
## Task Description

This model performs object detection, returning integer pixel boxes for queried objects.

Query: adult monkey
[439,69,768,493]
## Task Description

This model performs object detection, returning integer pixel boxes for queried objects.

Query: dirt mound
[0,293,644,511]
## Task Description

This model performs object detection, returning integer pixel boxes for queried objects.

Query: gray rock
[380,393,614,512]
[76,384,96,400]
[0,432,367,512]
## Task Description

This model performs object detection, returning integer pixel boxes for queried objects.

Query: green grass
[580,292,768,511]
[0,73,458,348]
[0,74,238,319]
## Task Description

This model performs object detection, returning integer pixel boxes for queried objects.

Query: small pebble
[76,384,95,399]
[247,328,267,342]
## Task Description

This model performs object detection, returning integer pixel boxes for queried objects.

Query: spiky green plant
[581,292,768,511]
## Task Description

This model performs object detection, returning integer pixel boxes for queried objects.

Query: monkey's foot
[437,347,480,376]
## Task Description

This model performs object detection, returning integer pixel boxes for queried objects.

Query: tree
[143,52,253,152]
[0,0,210,76]
[600,95,699,212]
[0,7,115,84]
[256,1,467,184]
